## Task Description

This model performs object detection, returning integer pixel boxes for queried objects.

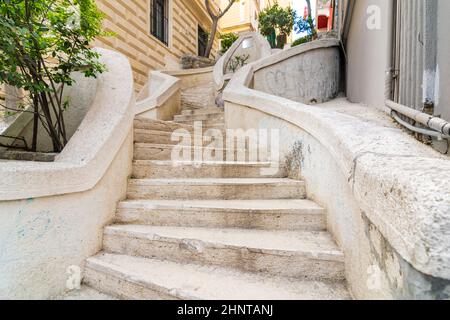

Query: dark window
[198,25,208,56]
[150,0,168,45]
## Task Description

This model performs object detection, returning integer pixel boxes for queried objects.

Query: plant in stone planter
[227,54,250,73]
[0,0,108,152]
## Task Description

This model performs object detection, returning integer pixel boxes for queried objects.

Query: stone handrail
[223,39,450,291]
[0,48,135,201]
[135,70,180,116]
[213,32,272,92]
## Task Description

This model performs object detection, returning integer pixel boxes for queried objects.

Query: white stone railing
[0,48,135,299]
[223,39,450,299]
[135,70,181,120]
[0,49,134,200]
[213,32,272,92]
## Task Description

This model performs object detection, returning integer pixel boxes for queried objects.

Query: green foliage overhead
[220,32,239,54]
[258,2,296,48]
[258,2,296,37]
[0,0,109,152]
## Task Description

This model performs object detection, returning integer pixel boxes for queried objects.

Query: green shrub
[220,32,239,54]
[292,36,313,47]
[0,0,109,152]
[258,3,296,49]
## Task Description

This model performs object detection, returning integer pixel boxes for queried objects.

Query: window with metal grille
[150,0,168,45]
[198,25,208,56]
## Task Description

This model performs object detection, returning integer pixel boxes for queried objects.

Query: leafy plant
[227,54,249,73]
[258,2,296,49]
[220,32,239,54]
[204,0,237,58]
[0,0,109,152]
[292,35,312,47]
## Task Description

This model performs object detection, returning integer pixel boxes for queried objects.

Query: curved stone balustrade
[0,48,135,299]
[252,39,341,104]
[213,32,272,92]
[0,48,134,201]
[135,71,181,120]
[223,39,450,299]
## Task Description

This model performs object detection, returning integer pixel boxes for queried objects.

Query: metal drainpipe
[385,0,449,141]
[422,0,438,114]
[386,99,450,139]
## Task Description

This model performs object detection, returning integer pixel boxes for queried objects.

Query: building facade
[316,0,334,32]
[94,0,221,91]
[219,0,294,35]
[340,0,450,153]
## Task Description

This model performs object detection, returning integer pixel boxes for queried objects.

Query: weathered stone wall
[224,98,450,300]
[166,68,216,109]
[223,46,450,298]
[0,49,135,299]
[0,131,133,299]
[252,40,342,105]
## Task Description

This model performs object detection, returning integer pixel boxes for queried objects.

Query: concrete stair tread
[134,129,215,137]
[127,178,306,200]
[133,160,278,167]
[134,120,224,133]
[85,253,351,300]
[134,128,194,136]
[134,129,215,145]
[116,199,326,231]
[134,118,194,131]
[129,178,303,186]
[118,199,323,212]
[134,143,242,151]
[181,108,224,116]
[104,225,343,258]
[174,114,224,122]
[53,285,117,300]
[175,120,224,124]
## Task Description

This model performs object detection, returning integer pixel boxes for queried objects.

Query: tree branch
[0,134,30,151]
[218,0,236,19]
[205,0,216,19]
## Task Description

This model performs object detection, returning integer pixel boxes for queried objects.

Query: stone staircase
[80,105,351,300]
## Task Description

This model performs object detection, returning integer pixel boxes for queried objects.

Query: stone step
[115,199,327,231]
[53,285,117,300]
[181,107,224,116]
[174,119,225,128]
[132,161,286,179]
[84,253,351,300]
[126,178,306,200]
[102,226,345,281]
[134,118,193,133]
[134,118,224,134]
[133,143,264,161]
[134,129,213,145]
[174,113,224,123]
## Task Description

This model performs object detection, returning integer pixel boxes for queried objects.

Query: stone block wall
[94,0,220,92]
